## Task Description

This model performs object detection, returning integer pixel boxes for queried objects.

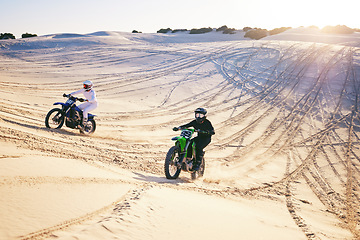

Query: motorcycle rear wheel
[45,108,65,129]
[80,119,96,134]
[164,145,182,179]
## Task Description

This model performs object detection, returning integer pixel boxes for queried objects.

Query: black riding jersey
[180,119,215,138]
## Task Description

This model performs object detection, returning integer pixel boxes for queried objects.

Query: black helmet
[195,108,207,123]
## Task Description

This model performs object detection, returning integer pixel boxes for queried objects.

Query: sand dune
[0,28,359,239]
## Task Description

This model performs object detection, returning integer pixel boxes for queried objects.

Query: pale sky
[1,0,359,38]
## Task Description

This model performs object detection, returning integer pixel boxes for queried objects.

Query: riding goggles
[195,113,205,118]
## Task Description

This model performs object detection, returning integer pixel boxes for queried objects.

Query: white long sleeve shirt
[70,89,98,103]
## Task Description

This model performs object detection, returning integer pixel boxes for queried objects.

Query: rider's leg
[77,102,90,111]
[79,102,97,126]
[193,137,211,170]
[77,102,89,126]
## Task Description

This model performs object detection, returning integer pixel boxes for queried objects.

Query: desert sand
[0,28,359,239]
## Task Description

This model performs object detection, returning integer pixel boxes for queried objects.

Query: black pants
[187,137,211,161]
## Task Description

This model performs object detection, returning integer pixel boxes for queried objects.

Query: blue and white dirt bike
[164,128,205,180]
[45,94,96,134]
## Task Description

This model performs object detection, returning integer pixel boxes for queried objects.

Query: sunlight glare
[246,0,359,29]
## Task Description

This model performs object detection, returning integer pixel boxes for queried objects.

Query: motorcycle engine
[73,111,81,121]
[182,159,193,171]
[65,110,81,129]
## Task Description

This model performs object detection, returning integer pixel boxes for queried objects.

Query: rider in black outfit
[173,108,215,171]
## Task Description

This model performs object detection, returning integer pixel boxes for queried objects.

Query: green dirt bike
[164,128,205,180]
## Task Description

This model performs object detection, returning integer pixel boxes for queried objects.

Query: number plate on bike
[180,130,192,139]
[66,99,75,105]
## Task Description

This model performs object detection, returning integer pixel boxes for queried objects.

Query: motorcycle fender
[88,113,96,119]
[53,102,64,106]
[175,137,187,151]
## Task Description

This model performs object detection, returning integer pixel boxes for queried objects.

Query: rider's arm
[207,120,215,135]
[196,120,215,135]
[197,129,215,135]
[86,91,97,103]
[179,120,196,129]
[70,89,84,96]
[173,120,194,131]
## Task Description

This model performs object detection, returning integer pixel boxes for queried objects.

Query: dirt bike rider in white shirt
[68,80,98,129]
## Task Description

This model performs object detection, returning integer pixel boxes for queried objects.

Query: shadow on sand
[132,172,192,184]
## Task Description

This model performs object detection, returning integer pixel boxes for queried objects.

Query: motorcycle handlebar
[172,127,211,135]
[173,127,199,132]
[63,94,85,102]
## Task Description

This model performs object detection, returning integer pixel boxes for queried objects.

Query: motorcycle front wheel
[164,145,182,179]
[45,108,65,129]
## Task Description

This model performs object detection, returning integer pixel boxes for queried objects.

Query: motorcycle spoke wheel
[80,119,96,134]
[45,108,64,129]
[164,146,181,179]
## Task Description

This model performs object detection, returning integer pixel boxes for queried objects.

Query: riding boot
[80,117,87,130]
[193,152,204,171]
